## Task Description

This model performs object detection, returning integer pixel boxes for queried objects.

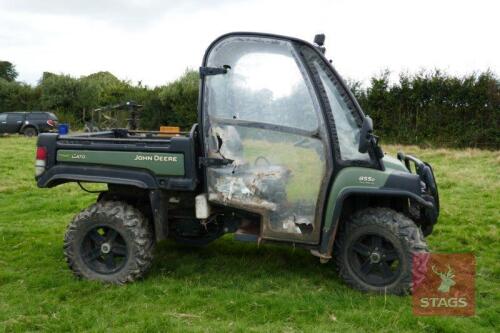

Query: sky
[1,0,498,87]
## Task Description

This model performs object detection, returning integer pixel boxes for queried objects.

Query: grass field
[0,135,498,332]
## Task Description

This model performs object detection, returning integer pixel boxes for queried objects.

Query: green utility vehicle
[35,32,439,294]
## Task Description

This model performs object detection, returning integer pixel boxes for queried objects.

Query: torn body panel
[205,125,326,244]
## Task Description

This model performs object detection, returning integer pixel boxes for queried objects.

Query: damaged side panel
[207,126,327,243]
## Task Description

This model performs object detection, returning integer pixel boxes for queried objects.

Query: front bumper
[397,152,440,234]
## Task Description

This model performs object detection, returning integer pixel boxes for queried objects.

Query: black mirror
[358,116,373,153]
[314,34,325,46]
[314,34,326,54]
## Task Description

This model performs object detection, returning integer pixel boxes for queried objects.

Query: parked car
[0,111,58,136]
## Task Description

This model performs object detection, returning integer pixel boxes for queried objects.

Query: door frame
[5,113,25,133]
[198,32,379,244]
[0,113,7,133]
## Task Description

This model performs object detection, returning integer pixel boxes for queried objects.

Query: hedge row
[1,68,498,149]
[350,70,499,149]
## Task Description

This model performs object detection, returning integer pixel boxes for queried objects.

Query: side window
[0,114,7,122]
[206,38,320,132]
[27,114,45,120]
[312,61,370,161]
[7,114,24,122]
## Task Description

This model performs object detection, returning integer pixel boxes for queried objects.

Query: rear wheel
[23,127,37,137]
[64,200,154,284]
[334,207,428,295]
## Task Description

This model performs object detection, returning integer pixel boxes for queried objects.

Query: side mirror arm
[358,116,373,154]
[359,116,384,159]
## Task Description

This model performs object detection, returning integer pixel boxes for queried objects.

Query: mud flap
[149,190,168,241]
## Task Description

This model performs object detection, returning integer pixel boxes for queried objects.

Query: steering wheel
[254,156,271,166]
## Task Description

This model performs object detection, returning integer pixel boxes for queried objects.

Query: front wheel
[64,200,154,284]
[334,207,428,295]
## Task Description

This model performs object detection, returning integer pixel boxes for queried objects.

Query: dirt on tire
[63,200,154,284]
[334,207,428,295]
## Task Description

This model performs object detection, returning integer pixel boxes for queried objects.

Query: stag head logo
[432,264,456,293]
[413,253,475,316]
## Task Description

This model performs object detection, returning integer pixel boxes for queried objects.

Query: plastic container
[58,123,69,135]
[159,126,180,137]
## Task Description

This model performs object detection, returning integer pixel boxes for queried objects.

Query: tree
[39,73,99,121]
[0,79,38,112]
[0,61,19,82]
[156,70,198,129]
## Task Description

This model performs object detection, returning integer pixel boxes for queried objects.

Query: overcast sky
[1,0,498,87]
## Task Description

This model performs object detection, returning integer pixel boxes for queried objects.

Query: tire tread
[63,200,154,284]
[334,207,428,295]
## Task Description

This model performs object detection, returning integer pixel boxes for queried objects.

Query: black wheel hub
[348,233,402,286]
[80,226,128,274]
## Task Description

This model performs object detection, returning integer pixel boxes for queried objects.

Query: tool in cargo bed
[83,101,142,132]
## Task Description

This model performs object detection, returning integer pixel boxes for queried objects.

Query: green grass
[0,136,498,332]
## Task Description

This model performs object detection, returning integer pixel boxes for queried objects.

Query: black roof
[3,111,53,114]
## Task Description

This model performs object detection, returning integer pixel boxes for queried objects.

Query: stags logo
[413,253,475,316]
[432,264,456,293]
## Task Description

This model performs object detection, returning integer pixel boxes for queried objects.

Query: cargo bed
[35,126,199,191]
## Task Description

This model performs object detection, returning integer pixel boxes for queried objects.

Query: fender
[20,123,39,133]
[36,164,159,189]
[39,166,169,242]
[317,167,434,257]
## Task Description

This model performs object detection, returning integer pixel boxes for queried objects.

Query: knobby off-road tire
[64,200,154,284]
[334,207,428,295]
